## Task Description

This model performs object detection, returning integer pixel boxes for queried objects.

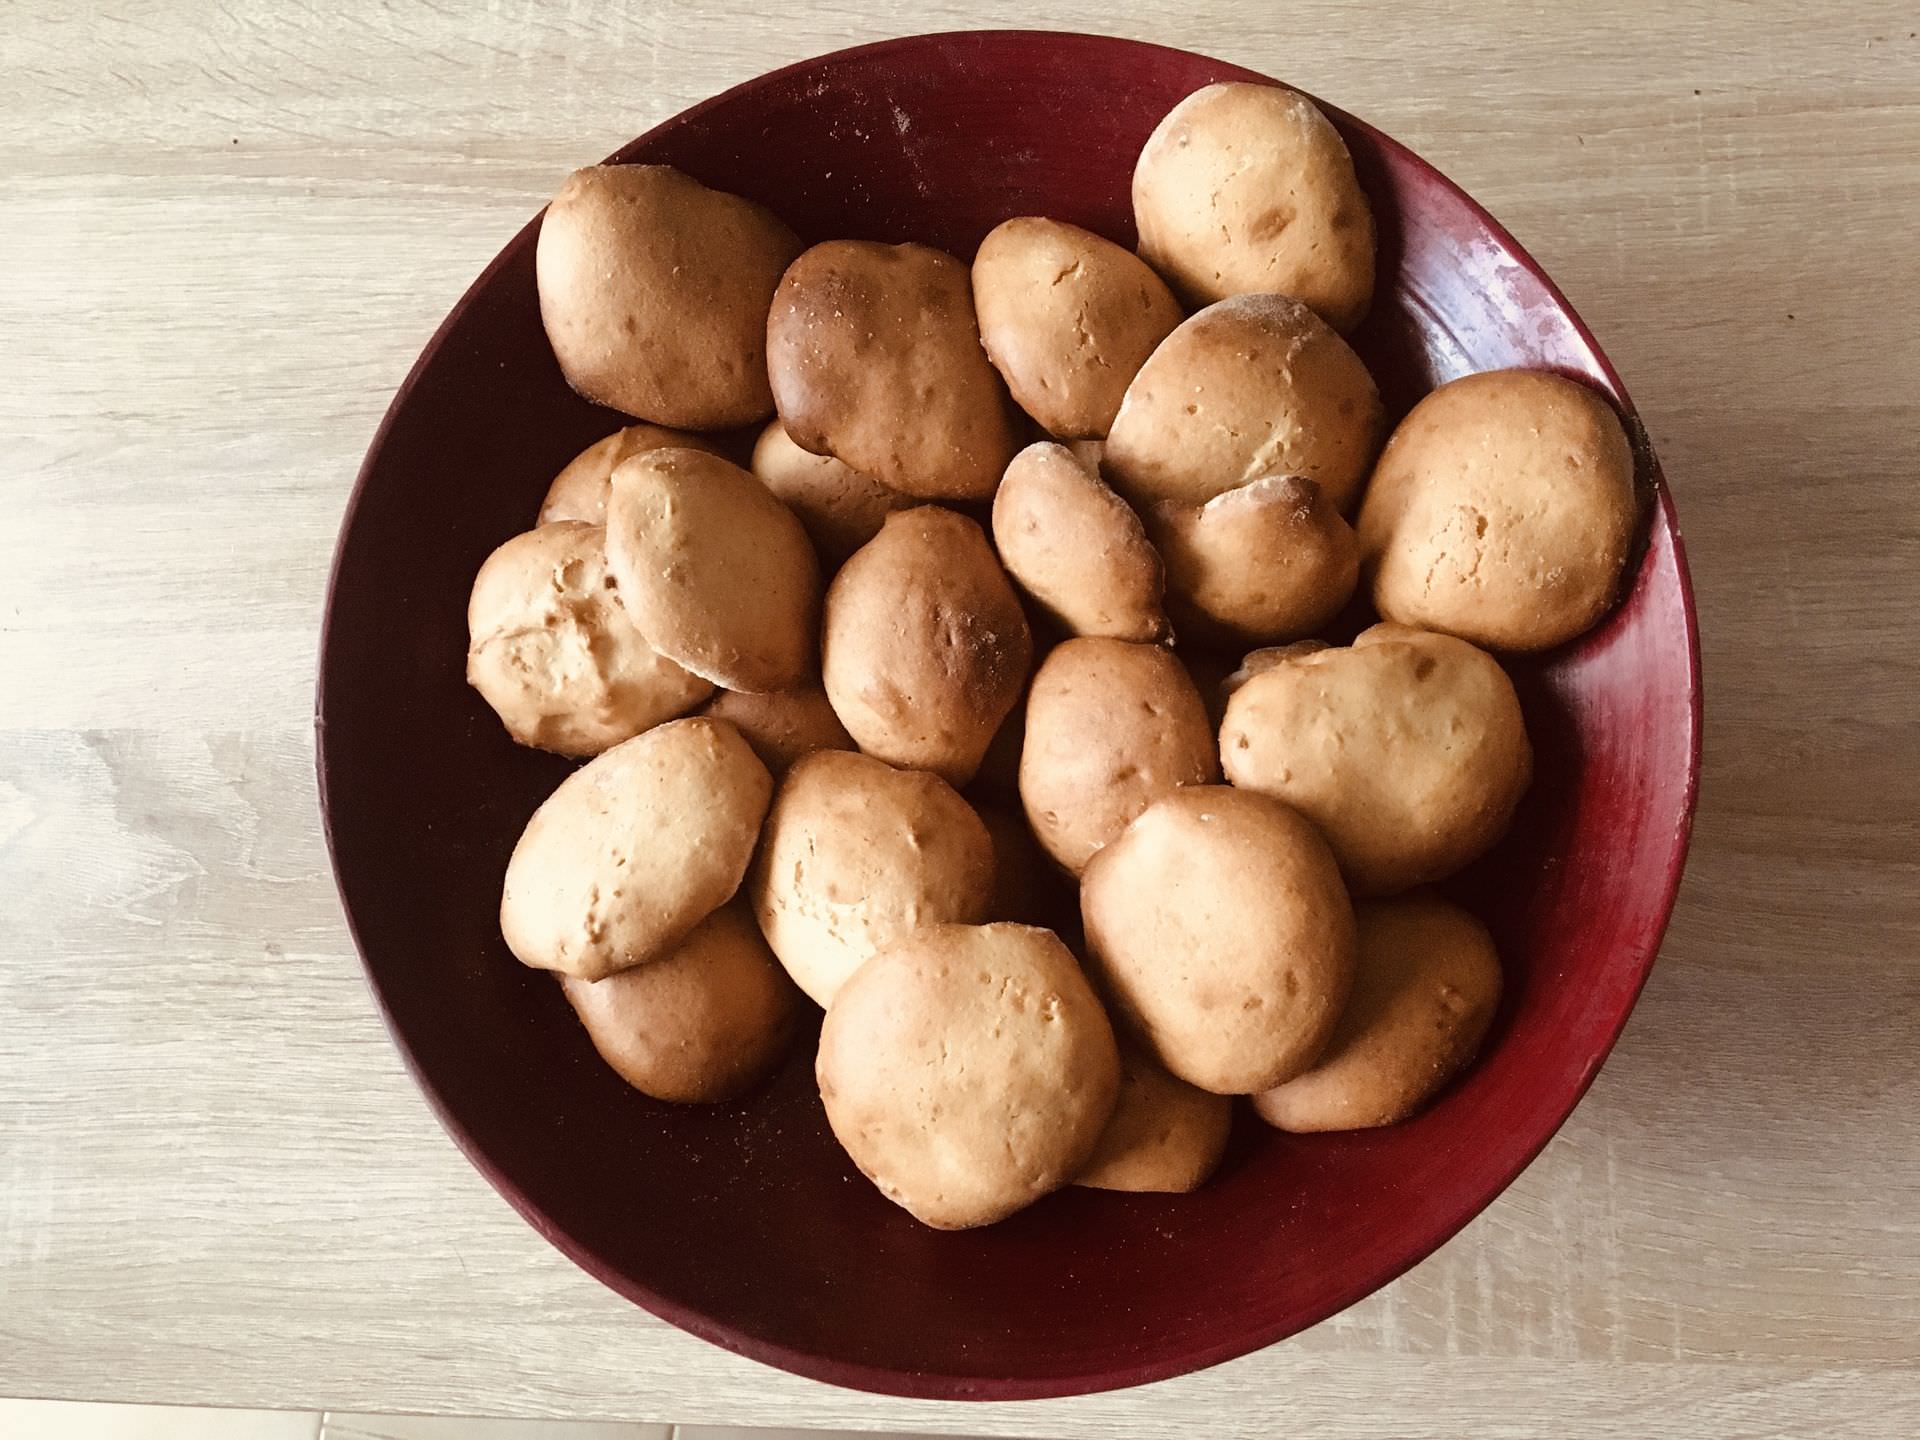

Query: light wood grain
[3,1,1918,1436]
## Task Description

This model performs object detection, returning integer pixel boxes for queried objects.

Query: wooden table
[4,3,1917,1436]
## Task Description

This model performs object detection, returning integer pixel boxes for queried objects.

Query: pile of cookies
[468,81,1639,1230]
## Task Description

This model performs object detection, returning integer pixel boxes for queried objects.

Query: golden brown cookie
[1148,474,1358,646]
[749,419,907,566]
[539,424,727,526]
[536,165,800,428]
[992,442,1172,644]
[972,217,1184,438]
[1357,369,1639,651]
[1133,82,1375,331]
[750,750,995,1008]
[1219,623,1532,895]
[1253,895,1502,1131]
[1104,294,1383,512]
[699,683,855,776]
[605,447,820,693]
[1075,1045,1233,1193]
[466,521,711,756]
[500,717,772,981]
[820,507,1032,785]
[766,240,1018,500]
[1080,786,1355,1094]
[817,922,1121,1229]
[1019,638,1218,873]
[560,903,800,1103]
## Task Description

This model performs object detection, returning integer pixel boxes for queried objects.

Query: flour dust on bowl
[316,31,1700,1400]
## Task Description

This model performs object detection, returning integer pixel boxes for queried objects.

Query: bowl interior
[318,31,1698,1401]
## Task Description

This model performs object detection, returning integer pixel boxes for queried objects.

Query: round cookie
[766,240,1019,500]
[1357,369,1639,651]
[817,922,1121,1229]
[1132,82,1375,331]
[972,217,1184,438]
[1076,1045,1234,1193]
[992,442,1172,644]
[466,521,712,756]
[750,750,995,1008]
[1253,895,1503,1131]
[1080,786,1355,1094]
[539,424,727,526]
[821,507,1032,785]
[500,717,772,981]
[536,165,801,428]
[1104,294,1383,512]
[700,683,855,776]
[749,419,907,566]
[1148,474,1359,646]
[1019,638,1218,874]
[1219,623,1532,895]
[605,447,820,693]
[560,903,800,1103]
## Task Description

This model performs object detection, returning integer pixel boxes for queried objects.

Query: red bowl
[318,31,1700,1401]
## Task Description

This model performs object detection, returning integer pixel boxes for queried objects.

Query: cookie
[539,424,727,526]
[1357,369,1638,651]
[992,442,1172,644]
[972,217,1184,438]
[1075,1045,1233,1193]
[537,165,800,427]
[1219,623,1532,894]
[700,683,855,776]
[500,717,772,980]
[605,447,820,693]
[1019,637,1218,873]
[561,903,800,1103]
[767,240,1018,500]
[1080,786,1355,1094]
[817,922,1121,1229]
[1253,895,1502,1131]
[1148,474,1358,646]
[750,750,995,1007]
[466,521,710,756]
[821,507,1032,785]
[1133,82,1375,330]
[749,419,907,567]
[1104,294,1383,512]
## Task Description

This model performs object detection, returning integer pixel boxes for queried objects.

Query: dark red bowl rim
[317,30,1702,1401]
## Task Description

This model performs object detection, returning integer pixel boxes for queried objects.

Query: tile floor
[0,1403,977,1440]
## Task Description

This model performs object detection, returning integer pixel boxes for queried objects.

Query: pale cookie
[972,217,1184,438]
[821,507,1032,785]
[561,903,800,1103]
[1357,369,1638,651]
[750,750,995,1008]
[605,447,820,693]
[992,442,1172,644]
[1080,786,1355,1094]
[1253,895,1502,1131]
[1148,474,1358,646]
[1133,82,1375,331]
[1019,638,1218,874]
[466,521,710,756]
[1075,1045,1233,1193]
[700,683,855,776]
[1219,623,1532,895]
[817,922,1121,1229]
[749,419,907,566]
[539,424,727,526]
[500,717,772,981]
[537,165,800,428]
[1104,294,1383,512]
